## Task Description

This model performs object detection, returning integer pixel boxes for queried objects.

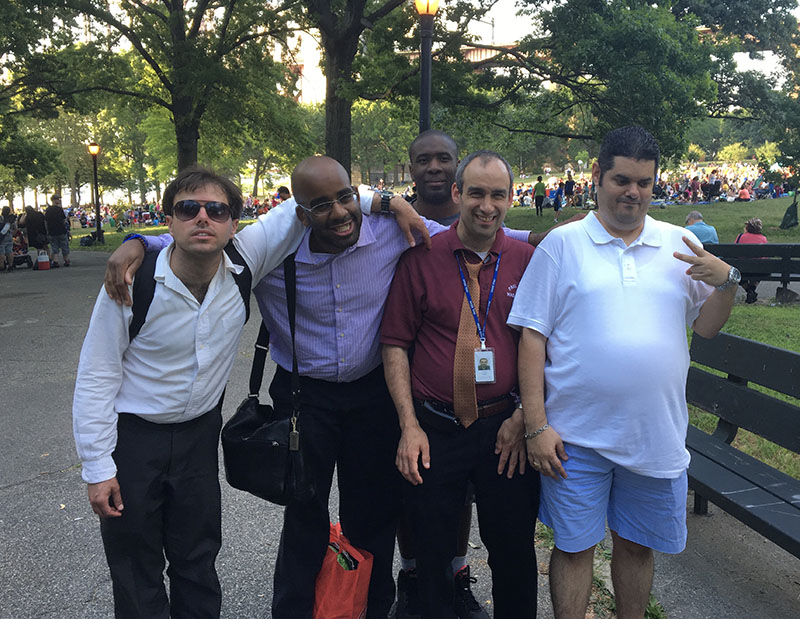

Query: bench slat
[705,244,800,258]
[687,368,800,453]
[687,448,800,558]
[690,332,800,399]
[687,425,800,507]
[726,259,798,276]
[704,244,800,284]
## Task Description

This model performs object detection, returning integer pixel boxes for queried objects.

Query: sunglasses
[298,190,358,217]
[173,200,232,223]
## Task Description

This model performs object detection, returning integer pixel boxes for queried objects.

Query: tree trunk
[154,180,161,203]
[70,171,80,207]
[252,155,265,198]
[20,186,26,209]
[174,95,200,171]
[323,34,360,176]
[132,143,148,205]
[138,171,147,205]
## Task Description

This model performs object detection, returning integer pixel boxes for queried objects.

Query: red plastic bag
[313,522,373,619]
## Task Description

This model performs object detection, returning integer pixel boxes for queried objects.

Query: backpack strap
[129,241,252,342]
[128,251,159,342]
[223,240,252,324]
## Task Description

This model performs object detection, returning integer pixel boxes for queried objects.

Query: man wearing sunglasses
[73,167,249,619]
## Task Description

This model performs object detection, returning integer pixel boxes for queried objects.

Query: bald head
[290,155,363,254]
[291,156,350,207]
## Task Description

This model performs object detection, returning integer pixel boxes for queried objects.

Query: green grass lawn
[504,194,800,245]
[67,220,257,252]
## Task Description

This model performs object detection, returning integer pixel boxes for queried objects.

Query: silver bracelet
[523,423,549,440]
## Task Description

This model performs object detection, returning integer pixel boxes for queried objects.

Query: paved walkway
[0,251,797,618]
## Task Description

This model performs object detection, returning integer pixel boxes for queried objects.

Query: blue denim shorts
[48,234,70,256]
[539,443,687,554]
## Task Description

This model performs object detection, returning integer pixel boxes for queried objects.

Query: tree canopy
[0,0,798,202]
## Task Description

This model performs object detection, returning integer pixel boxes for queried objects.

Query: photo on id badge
[474,348,496,384]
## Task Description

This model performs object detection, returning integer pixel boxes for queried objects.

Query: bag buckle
[289,416,300,451]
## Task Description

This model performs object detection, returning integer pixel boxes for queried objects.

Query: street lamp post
[87,142,103,244]
[415,0,439,134]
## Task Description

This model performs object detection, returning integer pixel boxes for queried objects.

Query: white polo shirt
[507,212,713,478]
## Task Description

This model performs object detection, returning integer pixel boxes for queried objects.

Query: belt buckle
[422,400,460,425]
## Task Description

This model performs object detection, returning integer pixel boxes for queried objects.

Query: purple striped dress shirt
[253,215,444,382]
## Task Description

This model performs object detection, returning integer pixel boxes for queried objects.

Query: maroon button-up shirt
[380,224,534,404]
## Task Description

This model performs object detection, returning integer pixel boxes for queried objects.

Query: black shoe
[453,566,489,619]
[745,289,758,304]
[396,569,421,619]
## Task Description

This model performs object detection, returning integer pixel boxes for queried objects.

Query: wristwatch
[379,191,394,214]
[716,265,741,291]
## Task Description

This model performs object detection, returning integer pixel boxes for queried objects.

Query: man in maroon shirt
[381,151,539,619]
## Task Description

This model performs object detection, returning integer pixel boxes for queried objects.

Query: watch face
[731,266,741,284]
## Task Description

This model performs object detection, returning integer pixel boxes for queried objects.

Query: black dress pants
[270,365,402,619]
[100,408,223,619]
[405,407,540,619]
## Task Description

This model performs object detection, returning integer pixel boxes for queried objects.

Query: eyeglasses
[173,200,232,223]
[298,190,357,217]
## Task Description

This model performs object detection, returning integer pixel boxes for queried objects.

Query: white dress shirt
[73,245,247,484]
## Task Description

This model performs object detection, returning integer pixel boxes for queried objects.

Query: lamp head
[88,142,100,156]
[415,0,439,16]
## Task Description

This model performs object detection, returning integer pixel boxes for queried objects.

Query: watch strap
[380,191,393,214]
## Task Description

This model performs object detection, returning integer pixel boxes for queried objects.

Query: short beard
[417,187,451,205]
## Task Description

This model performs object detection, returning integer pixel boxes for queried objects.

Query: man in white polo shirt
[507,126,739,619]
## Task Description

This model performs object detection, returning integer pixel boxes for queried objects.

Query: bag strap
[223,240,253,324]
[284,254,300,415]
[129,251,159,342]
[246,253,299,411]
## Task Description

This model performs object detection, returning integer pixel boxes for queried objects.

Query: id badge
[474,348,496,384]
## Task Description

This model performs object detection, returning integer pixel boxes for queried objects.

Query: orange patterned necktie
[453,258,482,428]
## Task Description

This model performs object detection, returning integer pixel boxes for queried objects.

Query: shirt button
[339,333,344,337]
[340,358,345,363]
[337,308,342,312]
[336,284,341,288]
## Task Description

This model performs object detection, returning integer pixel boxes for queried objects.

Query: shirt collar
[157,242,243,282]
[295,214,376,264]
[583,211,662,248]
[443,222,507,260]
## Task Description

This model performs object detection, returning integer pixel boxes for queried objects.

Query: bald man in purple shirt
[256,156,446,618]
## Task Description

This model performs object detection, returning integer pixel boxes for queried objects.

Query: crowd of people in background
[0,185,295,273]
[653,162,793,204]
[0,161,791,277]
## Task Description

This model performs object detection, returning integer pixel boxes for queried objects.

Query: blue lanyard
[456,251,501,350]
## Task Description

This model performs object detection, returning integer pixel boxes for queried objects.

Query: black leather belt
[416,394,515,421]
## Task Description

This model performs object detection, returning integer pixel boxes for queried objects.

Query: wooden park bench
[704,243,800,303]
[686,331,800,558]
